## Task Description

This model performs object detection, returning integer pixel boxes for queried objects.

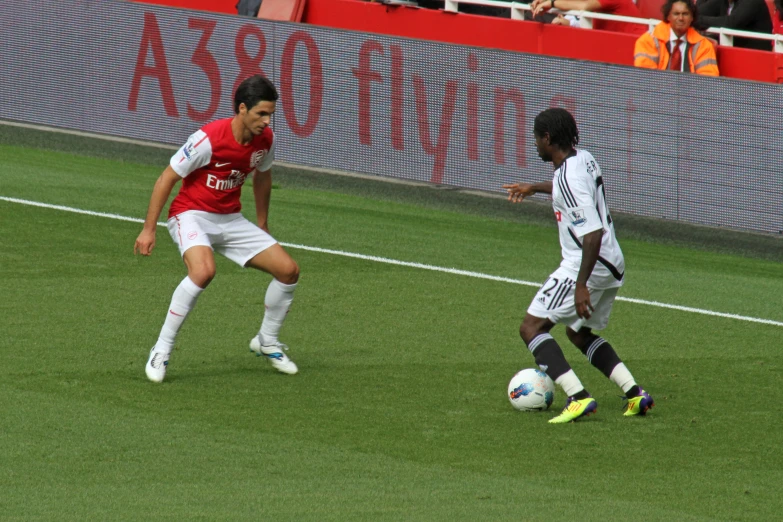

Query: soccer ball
[507,368,555,411]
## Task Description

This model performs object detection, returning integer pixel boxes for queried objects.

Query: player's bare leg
[246,244,300,374]
[146,246,214,382]
[520,314,596,422]
[182,245,217,288]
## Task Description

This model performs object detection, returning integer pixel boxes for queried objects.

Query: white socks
[555,370,586,397]
[609,363,637,393]
[554,365,636,396]
[155,276,203,355]
[153,277,295,354]
[258,279,297,346]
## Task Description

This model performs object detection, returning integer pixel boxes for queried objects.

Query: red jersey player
[134,75,299,382]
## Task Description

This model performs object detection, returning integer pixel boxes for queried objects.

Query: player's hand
[502,183,536,203]
[134,229,156,256]
[575,283,594,319]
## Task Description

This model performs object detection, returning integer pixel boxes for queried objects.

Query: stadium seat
[765,0,783,34]
[636,0,666,21]
[257,0,306,21]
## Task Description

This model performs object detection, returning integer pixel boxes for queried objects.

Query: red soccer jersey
[167,118,275,218]
[595,0,645,34]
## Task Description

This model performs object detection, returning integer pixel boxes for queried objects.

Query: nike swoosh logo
[215,162,230,167]
[169,309,185,317]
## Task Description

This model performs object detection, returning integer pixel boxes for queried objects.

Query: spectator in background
[531,0,647,34]
[415,0,511,17]
[634,0,720,75]
[416,0,563,21]
[237,0,262,16]
[775,0,783,33]
[696,0,773,50]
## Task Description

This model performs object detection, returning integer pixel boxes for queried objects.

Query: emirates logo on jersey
[206,170,248,191]
[250,149,267,170]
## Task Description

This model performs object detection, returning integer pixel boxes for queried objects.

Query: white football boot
[145,347,169,383]
[249,336,298,375]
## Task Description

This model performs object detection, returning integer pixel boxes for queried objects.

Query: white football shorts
[167,210,277,266]
[527,266,619,331]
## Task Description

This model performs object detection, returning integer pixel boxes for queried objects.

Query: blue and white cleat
[145,347,169,383]
[249,337,298,375]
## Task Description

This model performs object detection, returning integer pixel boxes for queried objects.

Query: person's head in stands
[662,0,697,37]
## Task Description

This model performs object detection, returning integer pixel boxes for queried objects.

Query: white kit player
[502,108,653,423]
[134,75,299,383]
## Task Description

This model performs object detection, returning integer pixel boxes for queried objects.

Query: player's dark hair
[662,0,697,22]
[234,74,279,113]
[533,108,579,150]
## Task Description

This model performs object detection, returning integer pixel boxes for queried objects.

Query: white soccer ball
[507,368,555,411]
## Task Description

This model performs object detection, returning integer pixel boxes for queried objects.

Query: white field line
[3,195,782,328]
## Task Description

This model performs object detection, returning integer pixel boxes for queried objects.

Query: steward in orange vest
[634,21,720,76]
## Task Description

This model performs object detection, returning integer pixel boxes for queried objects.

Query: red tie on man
[669,38,683,71]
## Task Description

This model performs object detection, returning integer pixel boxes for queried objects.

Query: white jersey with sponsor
[551,149,624,289]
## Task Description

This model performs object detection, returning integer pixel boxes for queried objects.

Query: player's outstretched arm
[134,166,181,256]
[502,181,553,203]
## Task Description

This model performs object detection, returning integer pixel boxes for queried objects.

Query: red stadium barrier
[301,0,782,83]
[258,0,307,21]
[766,0,783,34]
[128,0,238,14]
[132,0,782,82]
[303,0,639,64]
[636,0,666,19]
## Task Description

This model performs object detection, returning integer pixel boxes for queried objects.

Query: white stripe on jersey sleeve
[256,134,275,172]
[170,129,212,177]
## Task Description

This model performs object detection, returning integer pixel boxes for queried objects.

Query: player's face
[668,2,693,37]
[534,133,552,162]
[240,100,276,135]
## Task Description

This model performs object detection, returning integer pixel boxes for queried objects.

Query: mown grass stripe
[3,195,781,328]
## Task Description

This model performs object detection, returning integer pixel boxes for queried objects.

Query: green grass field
[1,125,782,521]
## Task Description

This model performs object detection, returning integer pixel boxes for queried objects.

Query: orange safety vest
[634,22,720,76]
